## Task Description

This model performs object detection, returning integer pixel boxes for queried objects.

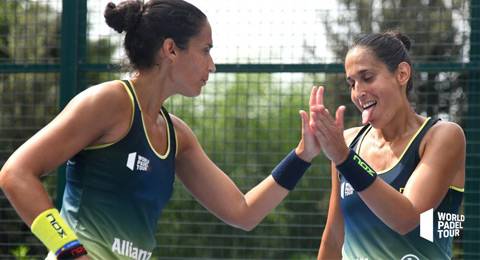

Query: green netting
[0,0,478,259]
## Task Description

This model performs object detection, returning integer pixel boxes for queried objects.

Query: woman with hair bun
[0,1,322,259]
[314,30,465,259]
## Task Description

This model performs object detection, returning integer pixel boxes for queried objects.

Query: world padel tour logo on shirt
[341,182,354,199]
[420,208,465,242]
[126,152,150,172]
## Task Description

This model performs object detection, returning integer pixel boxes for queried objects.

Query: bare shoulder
[62,80,134,146]
[426,120,465,144]
[77,80,131,105]
[421,120,466,156]
[167,114,199,156]
[168,114,192,136]
[71,81,134,121]
[344,126,364,145]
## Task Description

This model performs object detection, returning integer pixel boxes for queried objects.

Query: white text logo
[126,152,150,172]
[341,182,354,199]
[420,208,464,242]
[112,238,152,260]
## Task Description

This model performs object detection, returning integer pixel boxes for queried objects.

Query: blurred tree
[317,1,470,259]
[319,0,469,124]
[0,1,116,258]
[157,72,326,259]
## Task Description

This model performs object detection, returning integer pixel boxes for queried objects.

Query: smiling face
[173,21,216,97]
[345,47,405,126]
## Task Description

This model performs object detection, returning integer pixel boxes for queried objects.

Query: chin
[191,89,203,97]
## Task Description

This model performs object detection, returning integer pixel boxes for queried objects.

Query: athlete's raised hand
[309,86,350,165]
[297,87,323,162]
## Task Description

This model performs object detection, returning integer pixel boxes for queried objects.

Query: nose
[208,56,216,73]
[351,82,366,100]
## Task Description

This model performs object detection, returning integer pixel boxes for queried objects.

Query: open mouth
[362,101,377,110]
[361,101,377,124]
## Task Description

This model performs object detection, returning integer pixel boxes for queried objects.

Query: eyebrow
[346,69,368,81]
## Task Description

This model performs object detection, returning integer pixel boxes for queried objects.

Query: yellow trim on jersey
[450,185,465,192]
[85,80,135,150]
[357,117,431,175]
[84,80,178,159]
[355,124,372,155]
[174,121,178,158]
[128,80,171,159]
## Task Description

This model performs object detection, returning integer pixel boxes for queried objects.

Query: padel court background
[0,0,479,259]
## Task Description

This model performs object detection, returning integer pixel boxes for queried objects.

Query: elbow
[390,218,419,235]
[240,222,257,232]
[216,200,265,231]
[395,225,417,235]
[0,166,15,193]
[0,164,22,194]
[227,218,259,232]
[237,225,255,232]
[0,163,31,194]
[222,213,260,232]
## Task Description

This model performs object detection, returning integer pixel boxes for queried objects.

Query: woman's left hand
[308,86,350,165]
[296,87,324,162]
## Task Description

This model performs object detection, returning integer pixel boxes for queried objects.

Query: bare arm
[357,122,465,234]
[309,86,466,234]
[0,81,131,226]
[173,95,321,231]
[0,82,131,259]
[318,162,344,260]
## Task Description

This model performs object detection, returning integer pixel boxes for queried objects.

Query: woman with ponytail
[315,31,465,259]
[0,1,321,259]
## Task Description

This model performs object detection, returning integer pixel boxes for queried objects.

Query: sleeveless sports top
[340,117,463,260]
[60,80,177,260]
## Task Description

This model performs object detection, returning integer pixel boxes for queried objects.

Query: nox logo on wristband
[46,213,67,238]
[353,154,375,176]
[336,149,377,192]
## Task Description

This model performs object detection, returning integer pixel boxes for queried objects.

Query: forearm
[241,149,312,228]
[358,179,420,234]
[1,167,91,259]
[318,243,343,260]
[240,175,290,230]
[335,149,420,234]
[0,167,55,226]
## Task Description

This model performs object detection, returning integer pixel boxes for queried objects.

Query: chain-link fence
[0,0,479,259]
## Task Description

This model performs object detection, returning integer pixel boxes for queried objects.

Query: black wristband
[56,244,87,259]
[271,149,311,190]
[335,149,377,192]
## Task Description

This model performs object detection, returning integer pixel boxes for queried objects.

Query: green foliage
[318,1,469,259]
[0,1,472,259]
[158,72,328,259]
[11,245,35,260]
[0,1,117,258]
[320,0,469,124]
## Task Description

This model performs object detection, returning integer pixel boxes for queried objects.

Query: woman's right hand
[308,86,350,165]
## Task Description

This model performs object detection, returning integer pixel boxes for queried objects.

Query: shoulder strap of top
[411,117,440,160]
[123,80,177,157]
[161,107,177,157]
[121,79,141,112]
[122,79,134,93]
[349,123,372,149]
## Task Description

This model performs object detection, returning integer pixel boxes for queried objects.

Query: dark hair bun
[387,30,411,51]
[104,0,144,34]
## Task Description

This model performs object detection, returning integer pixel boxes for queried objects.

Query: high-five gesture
[297,87,324,162]
[308,86,349,165]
